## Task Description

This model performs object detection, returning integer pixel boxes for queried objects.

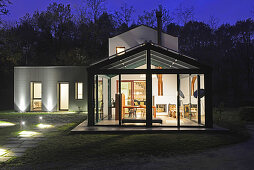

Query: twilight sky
[2,0,254,25]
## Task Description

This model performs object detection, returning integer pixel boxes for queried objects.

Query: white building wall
[109,25,178,56]
[14,66,88,112]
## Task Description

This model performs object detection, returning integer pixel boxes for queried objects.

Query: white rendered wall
[109,25,178,56]
[14,66,88,112]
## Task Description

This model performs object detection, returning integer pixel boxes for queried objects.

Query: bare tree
[114,2,134,27]
[0,0,10,15]
[174,4,194,25]
[207,15,219,31]
[87,0,106,22]
[138,5,174,30]
[75,1,90,23]
[0,0,11,24]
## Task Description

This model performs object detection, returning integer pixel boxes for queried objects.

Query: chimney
[156,10,162,45]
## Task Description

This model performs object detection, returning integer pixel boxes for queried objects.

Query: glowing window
[31,82,42,111]
[75,82,83,99]
[116,47,125,55]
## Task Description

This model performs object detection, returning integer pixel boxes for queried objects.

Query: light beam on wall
[19,96,27,112]
[46,96,54,112]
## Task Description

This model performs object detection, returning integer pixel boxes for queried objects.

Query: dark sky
[2,0,254,25]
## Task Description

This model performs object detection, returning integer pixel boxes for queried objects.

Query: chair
[128,108,137,118]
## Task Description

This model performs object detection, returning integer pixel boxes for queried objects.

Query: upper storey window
[116,47,125,56]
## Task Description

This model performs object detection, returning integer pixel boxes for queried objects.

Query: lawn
[0,111,86,145]
[0,108,252,169]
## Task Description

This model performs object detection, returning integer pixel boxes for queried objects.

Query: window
[116,47,125,55]
[75,82,83,99]
[31,82,42,111]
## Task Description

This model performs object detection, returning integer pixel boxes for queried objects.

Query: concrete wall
[109,25,178,56]
[14,66,88,112]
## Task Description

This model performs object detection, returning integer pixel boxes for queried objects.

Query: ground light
[36,123,54,129]
[18,131,41,137]
[0,121,15,127]
[0,148,8,156]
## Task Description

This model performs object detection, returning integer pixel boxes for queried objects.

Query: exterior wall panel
[14,66,88,113]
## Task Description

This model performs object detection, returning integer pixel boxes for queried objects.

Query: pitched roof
[89,42,210,71]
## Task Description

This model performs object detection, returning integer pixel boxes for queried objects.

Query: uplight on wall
[19,97,27,112]
[46,96,54,112]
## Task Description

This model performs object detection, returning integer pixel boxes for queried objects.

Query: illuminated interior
[75,82,83,99]
[59,83,69,110]
[116,47,125,55]
[31,82,42,111]
[91,44,208,127]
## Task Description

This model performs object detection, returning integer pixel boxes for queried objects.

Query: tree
[0,0,10,15]
[207,16,219,31]
[138,5,173,30]
[113,2,134,27]
[174,4,194,25]
[87,0,106,22]
[0,0,11,24]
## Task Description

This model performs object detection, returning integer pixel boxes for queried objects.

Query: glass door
[59,83,69,111]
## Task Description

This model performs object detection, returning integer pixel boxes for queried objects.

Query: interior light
[37,123,53,129]
[21,121,26,125]
[39,116,43,120]
[0,148,7,156]
[18,131,40,137]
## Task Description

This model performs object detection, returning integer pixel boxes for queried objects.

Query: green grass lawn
[0,108,252,168]
[0,111,86,145]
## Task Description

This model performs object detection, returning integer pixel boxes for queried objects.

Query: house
[14,12,212,128]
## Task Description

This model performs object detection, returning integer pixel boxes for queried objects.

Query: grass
[5,127,248,168]
[0,108,252,168]
[0,111,86,145]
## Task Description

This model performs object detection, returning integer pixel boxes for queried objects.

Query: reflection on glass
[95,74,119,125]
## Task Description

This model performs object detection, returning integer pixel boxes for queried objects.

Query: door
[59,83,69,110]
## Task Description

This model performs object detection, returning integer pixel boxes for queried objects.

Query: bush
[239,107,254,121]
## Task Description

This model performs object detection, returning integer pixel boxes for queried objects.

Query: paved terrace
[71,120,228,134]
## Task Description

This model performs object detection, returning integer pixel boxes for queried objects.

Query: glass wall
[152,74,177,126]
[179,74,204,126]
[93,73,205,127]
[120,74,146,125]
[94,74,119,125]
[200,74,205,125]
